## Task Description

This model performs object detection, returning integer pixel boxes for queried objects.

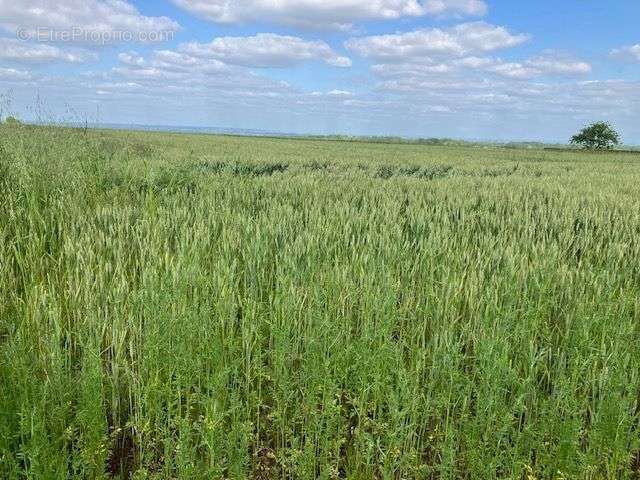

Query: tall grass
[1,124,639,479]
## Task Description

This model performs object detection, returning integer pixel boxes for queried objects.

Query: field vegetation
[1,124,640,479]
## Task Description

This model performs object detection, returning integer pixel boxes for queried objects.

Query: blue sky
[1,0,639,142]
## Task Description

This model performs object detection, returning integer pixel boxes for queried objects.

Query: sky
[0,0,639,143]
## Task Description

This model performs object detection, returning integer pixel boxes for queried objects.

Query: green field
[1,125,640,479]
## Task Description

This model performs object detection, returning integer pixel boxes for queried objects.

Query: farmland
[1,125,640,479]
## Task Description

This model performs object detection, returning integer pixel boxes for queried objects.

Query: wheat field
[1,125,639,479]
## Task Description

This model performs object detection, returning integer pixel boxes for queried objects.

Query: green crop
[1,124,639,479]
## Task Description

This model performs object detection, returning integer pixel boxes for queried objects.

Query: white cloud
[368,51,590,87]
[345,22,529,61]
[479,60,537,79]
[117,50,231,75]
[453,53,591,79]
[525,54,591,75]
[305,89,354,98]
[170,0,486,29]
[423,0,487,16]
[327,89,352,96]
[0,0,179,44]
[179,34,351,68]
[107,46,299,98]
[377,76,499,93]
[118,51,146,67]
[0,38,96,63]
[151,50,230,74]
[369,73,639,126]
[610,44,640,62]
[111,65,187,82]
[371,61,453,76]
[0,67,33,81]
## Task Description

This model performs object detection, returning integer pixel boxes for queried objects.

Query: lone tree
[570,122,620,150]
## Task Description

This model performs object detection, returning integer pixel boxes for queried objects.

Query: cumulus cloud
[109,56,232,86]
[179,34,351,68]
[610,44,640,62]
[372,75,640,123]
[345,22,529,61]
[0,0,179,44]
[0,38,96,63]
[366,49,590,91]
[453,53,591,79]
[377,76,499,93]
[477,60,538,79]
[106,45,298,100]
[151,50,231,74]
[106,37,353,111]
[524,54,591,76]
[117,50,231,75]
[99,64,296,102]
[170,0,486,29]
